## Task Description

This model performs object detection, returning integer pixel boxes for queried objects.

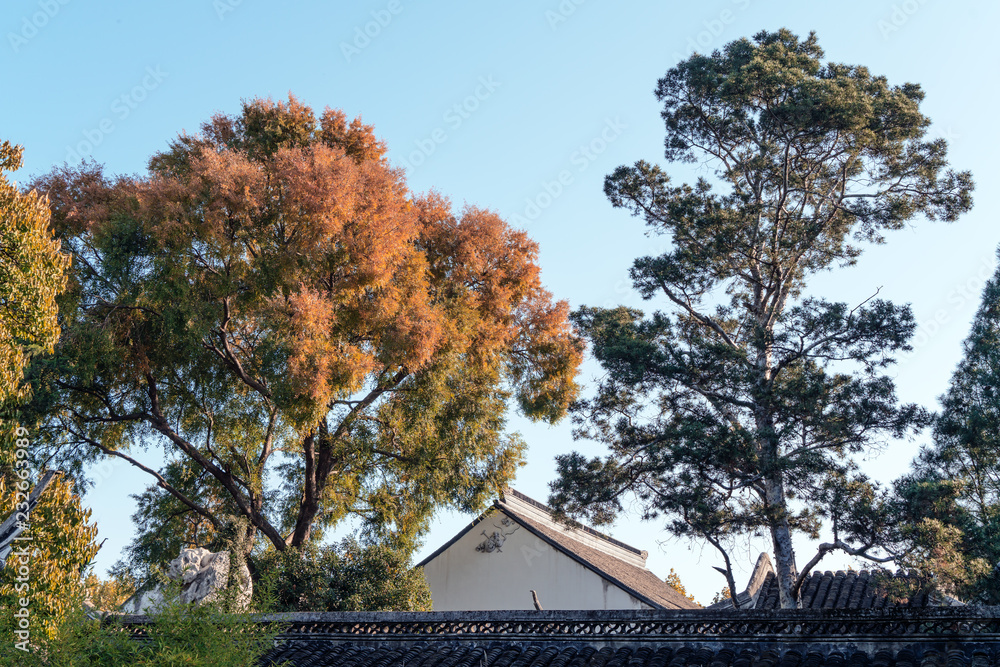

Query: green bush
[0,576,287,666]
[254,537,432,612]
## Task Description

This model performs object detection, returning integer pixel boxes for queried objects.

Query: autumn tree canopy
[0,470,99,640]
[27,96,582,574]
[0,141,95,641]
[548,30,973,608]
[0,141,69,404]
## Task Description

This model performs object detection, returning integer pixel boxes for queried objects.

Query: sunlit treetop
[28,96,583,568]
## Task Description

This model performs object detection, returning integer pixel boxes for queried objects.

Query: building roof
[709,552,963,610]
[181,607,1000,666]
[754,569,947,610]
[417,489,699,610]
[260,641,991,666]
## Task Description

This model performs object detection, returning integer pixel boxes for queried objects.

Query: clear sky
[3,0,999,605]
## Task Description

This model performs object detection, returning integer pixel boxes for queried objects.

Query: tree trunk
[752,306,800,608]
[765,475,800,608]
[288,432,318,547]
[288,419,337,549]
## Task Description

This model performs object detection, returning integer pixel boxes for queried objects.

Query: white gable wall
[421,509,652,611]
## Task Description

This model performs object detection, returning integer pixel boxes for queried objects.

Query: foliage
[894,248,1000,602]
[0,466,99,640]
[0,577,287,666]
[711,586,732,605]
[111,460,239,584]
[254,536,432,612]
[663,567,696,603]
[84,571,137,612]
[0,141,69,404]
[548,29,973,608]
[24,95,583,576]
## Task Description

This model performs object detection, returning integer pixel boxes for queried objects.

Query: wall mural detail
[475,516,520,554]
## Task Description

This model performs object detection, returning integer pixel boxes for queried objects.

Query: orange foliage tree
[25,96,582,573]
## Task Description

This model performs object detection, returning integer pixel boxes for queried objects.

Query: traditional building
[417,489,698,611]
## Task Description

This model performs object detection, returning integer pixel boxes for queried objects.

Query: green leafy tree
[0,470,99,641]
[548,30,973,608]
[25,96,582,577]
[254,537,432,612]
[0,141,69,405]
[0,141,96,644]
[895,248,1000,602]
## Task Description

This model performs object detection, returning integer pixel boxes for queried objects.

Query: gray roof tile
[235,607,1000,667]
[258,643,999,666]
[752,570,948,610]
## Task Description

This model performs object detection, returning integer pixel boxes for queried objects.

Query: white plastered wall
[420,509,652,611]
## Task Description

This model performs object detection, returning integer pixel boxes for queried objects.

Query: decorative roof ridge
[111,605,1000,624]
[111,606,1000,651]
[746,552,773,607]
[500,488,645,559]
[706,552,774,610]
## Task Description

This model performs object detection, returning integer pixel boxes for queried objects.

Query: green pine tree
[548,29,974,608]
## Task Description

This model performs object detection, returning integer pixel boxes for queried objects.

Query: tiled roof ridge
[500,488,645,557]
[114,604,1000,629]
[111,607,1000,666]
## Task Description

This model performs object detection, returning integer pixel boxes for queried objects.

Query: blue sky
[3,0,999,605]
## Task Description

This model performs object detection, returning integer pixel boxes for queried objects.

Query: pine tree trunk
[765,475,800,608]
[753,308,800,608]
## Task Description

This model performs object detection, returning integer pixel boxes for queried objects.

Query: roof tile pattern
[245,607,1000,667]
[754,570,935,610]
[260,642,996,666]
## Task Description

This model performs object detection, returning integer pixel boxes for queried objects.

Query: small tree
[0,470,99,641]
[549,30,973,608]
[711,586,733,606]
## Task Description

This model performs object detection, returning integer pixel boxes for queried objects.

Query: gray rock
[123,547,252,613]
